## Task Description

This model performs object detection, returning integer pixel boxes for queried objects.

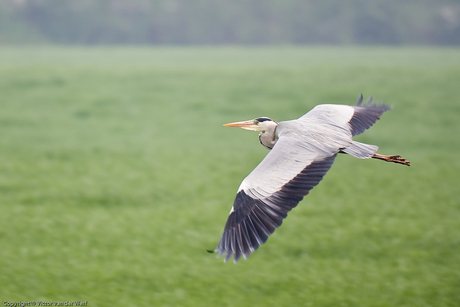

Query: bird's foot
[372,153,410,166]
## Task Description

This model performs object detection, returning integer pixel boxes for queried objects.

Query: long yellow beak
[223,120,254,127]
[223,120,259,131]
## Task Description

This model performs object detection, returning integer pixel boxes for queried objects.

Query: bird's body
[214,95,409,263]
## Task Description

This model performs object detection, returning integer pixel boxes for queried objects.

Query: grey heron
[212,94,410,263]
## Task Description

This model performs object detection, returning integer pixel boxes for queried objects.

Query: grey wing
[345,95,392,157]
[296,95,391,159]
[299,94,391,137]
[215,137,338,262]
[349,94,391,136]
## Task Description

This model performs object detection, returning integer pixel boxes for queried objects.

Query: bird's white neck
[258,121,278,149]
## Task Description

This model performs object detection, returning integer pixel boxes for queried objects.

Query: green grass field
[0,46,459,307]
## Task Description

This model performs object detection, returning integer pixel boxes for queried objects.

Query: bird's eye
[254,120,259,125]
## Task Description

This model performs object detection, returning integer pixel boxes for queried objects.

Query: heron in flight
[212,94,409,263]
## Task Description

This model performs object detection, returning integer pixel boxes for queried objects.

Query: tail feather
[341,141,378,159]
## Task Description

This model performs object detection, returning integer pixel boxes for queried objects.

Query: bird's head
[223,117,277,132]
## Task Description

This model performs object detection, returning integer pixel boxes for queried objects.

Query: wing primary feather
[239,222,253,258]
[225,229,235,262]
[251,207,273,237]
[357,93,364,106]
[254,210,278,234]
[223,227,231,258]
[233,226,243,262]
[229,227,236,255]
[263,199,289,217]
[365,96,373,105]
[245,216,264,247]
[349,97,391,136]
[258,201,284,225]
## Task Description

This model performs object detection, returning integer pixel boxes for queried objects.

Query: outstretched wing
[299,94,391,137]
[215,136,338,262]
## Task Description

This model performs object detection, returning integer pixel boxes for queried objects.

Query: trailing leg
[372,153,410,166]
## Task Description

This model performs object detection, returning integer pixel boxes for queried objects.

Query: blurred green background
[1,0,460,45]
[1,1,460,306]
[0,46,459,306]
